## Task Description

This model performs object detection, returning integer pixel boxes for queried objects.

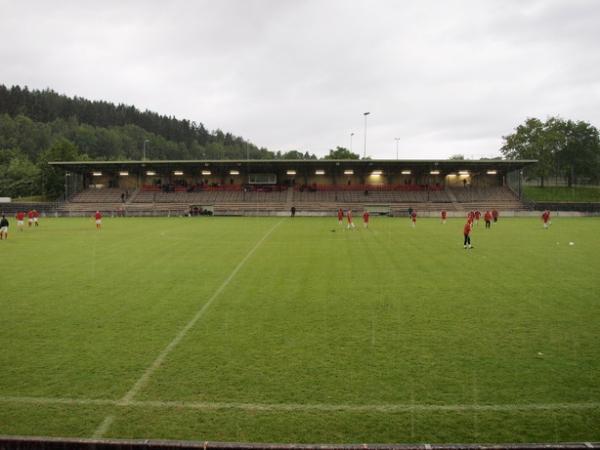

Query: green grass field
[1,216,599,444]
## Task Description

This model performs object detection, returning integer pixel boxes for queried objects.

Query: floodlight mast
[395,137,400,160]
[142,139,149,161]
[363,112,370,158]
[350,132,354,152]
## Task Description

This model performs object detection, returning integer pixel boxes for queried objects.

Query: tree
[279,150,307,160]
[323,146,359,160]
[501,118,557,187]
[37,138,81,199]
[449,154,465,160]
[501,117,600,187]
[0,148,40,198]
[555,119,600,186]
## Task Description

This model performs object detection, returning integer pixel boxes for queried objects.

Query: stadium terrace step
[59,186,529,216]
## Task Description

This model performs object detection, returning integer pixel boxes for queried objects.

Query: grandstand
[49,159,535,216]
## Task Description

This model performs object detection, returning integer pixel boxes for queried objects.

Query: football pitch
[1,216,599,444]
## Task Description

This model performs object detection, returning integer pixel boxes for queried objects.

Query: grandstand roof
[49,159,536,174]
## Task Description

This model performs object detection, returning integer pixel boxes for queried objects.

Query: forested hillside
[0,85,319,199]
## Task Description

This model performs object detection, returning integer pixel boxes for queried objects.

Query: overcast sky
[1,0,599,159]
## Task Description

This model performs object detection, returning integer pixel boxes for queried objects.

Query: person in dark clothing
[0,215,9,240]
[291,206,296,217]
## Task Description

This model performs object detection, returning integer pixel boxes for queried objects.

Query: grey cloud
[1,0,599,159]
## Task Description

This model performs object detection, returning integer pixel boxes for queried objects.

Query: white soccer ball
[569,242,574,246]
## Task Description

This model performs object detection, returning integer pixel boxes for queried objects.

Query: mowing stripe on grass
[2,396,600,413]
[90,219,283,438]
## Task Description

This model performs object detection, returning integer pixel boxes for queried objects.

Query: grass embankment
[524,186,600,202]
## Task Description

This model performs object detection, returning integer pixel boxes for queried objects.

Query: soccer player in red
[492,209,499,223]
[337,208,344,225]
[463,220,473,249]
[94,210,102,230]
[542,210,551,229]
[474,210,481,226]
[410,210,417,227]
[32,209,40,226]
[484,210,492,228]
[441,209,447,224]
[15,211,25,231]
[362,210,369,228]
[27,210,34,227]
[346,209,355,229]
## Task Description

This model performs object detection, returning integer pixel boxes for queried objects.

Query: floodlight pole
[519,170,523,200]
[363,112,370,158]
[350,132,354,152]
[143,139,149,161]
[395,137,400,160]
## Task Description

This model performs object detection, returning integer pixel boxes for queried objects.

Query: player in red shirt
[474,210,481,226]
[346,209,355,229]
[410,210,417,227]
[32,209,40,226]
[441,209,447,224]
[484,210,492,228]
[94,211,102,230]
[27,210,34,227]
[15,211,25,231]
[362,210,369,228]
[492,209,499,223]
[463,220,473,249]
[337,208,344,225]
[542,210,551,229]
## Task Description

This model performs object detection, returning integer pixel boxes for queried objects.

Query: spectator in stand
[0,215,9,240]
[484,210,492,229]
[346,209,355,229]
[542,210,551,229]
[411,210,417,227]
[492,209,499,223]
[94,210,102,230]
[474,210,481,226]
[338,208,344,225]
[463,220,473,249]
[362,210,369,228]
[441,209,447,224]
[15,211,25,231]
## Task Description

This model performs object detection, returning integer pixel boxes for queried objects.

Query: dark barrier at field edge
[0,436,598,450]
[531,202,600,212]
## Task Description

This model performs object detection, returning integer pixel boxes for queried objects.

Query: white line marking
[120,219,283,404]
[1,396,600,413]
[0,396,113,406]
[87,219,283,438]
[92,415,114,438]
